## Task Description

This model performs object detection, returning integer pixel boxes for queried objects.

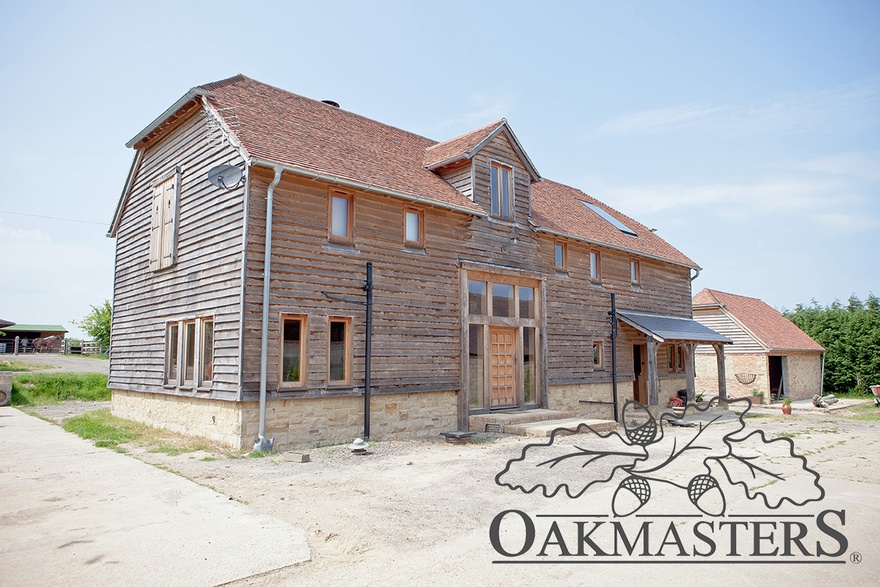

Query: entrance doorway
[633,344,647,404]
[769,355,786,400]
[489,327,517,408]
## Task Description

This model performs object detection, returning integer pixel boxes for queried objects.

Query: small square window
[593,341,604,369]
[329,192,353,243]
[590,250,601,281]
[555,242,567,271]
[405,208,424,248]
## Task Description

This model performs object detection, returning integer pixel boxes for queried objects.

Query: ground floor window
[328,317,351,385]
[281,315,305,386]
[165,317,214,388]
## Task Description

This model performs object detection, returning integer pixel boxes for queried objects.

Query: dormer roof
[424,118,541,181]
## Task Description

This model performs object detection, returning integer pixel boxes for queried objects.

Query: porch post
[684,342,696,403]
[713,343,727,406]
[646,337,660,408]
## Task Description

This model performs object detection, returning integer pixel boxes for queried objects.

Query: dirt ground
[14,356,880,585]
[28,398,880,586]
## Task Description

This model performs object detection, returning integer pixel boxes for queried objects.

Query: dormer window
[490,162,513,219]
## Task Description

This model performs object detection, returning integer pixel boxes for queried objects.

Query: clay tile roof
[423,119,506,168]
[200,75,482,214]
[531,179,697,268]
[692,289,824,351]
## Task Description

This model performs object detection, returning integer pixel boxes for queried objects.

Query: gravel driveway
[1,353,109,374]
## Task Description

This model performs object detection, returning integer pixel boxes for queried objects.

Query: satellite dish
[207,164,243,190]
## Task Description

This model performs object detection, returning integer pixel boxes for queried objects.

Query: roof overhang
[0,318,14,329]
[618,310,731,344]
[426,120,541,182]
[125,88,213,149]
[248,157,486,218]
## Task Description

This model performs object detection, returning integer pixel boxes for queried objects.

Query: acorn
[623,403,657,446]
[687,474,726,517]
[612,476,651,517]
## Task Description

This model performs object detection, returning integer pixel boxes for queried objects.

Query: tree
[75,300,112,349]
[786,294,880,395]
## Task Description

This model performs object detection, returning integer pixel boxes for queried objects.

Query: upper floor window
[555,242,567,271]
[329,191,353,243]
[590,249,601,281]
[405,208,424,248]
[630,259,641,285]
[490,162,513,218]
[150,169,181,271]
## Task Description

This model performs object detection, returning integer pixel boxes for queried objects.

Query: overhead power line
[0,209,107,226]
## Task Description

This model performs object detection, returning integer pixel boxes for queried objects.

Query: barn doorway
[769,355,787,400]
[633,344,647,404]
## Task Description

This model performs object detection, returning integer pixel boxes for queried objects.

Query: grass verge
[0,360,46,372]
[11,372,110,405]
[846,403,880,421]
[62,409,233,456]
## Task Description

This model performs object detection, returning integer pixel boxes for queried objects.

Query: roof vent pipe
[321,100,340,108]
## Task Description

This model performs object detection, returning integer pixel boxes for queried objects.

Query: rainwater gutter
[255,165,284,452]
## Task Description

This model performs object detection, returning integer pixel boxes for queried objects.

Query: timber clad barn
[108,75,729,450]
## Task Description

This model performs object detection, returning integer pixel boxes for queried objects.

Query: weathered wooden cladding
[239,168,464,398]
[110,108,246,397]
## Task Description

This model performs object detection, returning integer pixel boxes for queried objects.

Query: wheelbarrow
[871,385,880,407]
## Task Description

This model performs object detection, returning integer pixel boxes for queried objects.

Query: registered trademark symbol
[850,552,862,564]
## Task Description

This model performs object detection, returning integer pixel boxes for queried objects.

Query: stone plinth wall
[112,389,458,450]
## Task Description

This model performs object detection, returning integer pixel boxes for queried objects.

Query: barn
[107,75,728,450]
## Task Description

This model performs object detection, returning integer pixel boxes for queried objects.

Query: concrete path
[0,407,309,586]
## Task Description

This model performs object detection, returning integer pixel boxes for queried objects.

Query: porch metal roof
[618,310,731,344]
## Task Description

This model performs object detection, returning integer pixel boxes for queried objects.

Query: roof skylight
[580,201,637,236]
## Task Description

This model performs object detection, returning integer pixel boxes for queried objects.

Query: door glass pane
[469,325,484,409]
[282,318,302,383]
[519,286,535,318]
[329,320,347,382]
[492,283,514,317]
[523,327,536,404]
[468,280,486,315]
[201,320,213,382]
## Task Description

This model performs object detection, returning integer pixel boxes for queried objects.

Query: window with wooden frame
[183,320,197,386]
[404,207,424,248]
[666,343,685,374]
[280,315,306,387]
[490,162,513,219]
[329,191,354,244]
[328,317,351,385]
[165,323,180,384]
[593,341,604,370]
[590,249,601,281]
[200,319,214,384]
[149,168,181,271]
[554,242,567,271]
[630,259,641,285]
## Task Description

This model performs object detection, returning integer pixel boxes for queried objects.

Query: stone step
[468,409,575,433]
[504,417,619,437]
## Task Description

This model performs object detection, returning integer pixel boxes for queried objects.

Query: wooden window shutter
[160,175,176,268]
[149,184,164,271]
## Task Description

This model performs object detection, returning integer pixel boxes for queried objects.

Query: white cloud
[599,78,880,138]
[421,90,519,135]
[0,217,50,242]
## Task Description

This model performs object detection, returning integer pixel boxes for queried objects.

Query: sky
[1,0,878,338]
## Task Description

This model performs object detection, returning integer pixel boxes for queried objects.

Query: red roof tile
[424,119,506,168]
[200,75,483,214]
[693,289,824,351]
[131,75,700,268]
[531,179,697,267]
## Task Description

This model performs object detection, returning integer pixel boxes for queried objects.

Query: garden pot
[781,404,792,415]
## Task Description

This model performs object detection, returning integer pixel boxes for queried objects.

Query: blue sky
[1,0,877,338]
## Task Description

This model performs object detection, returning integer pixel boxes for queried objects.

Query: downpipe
[255,166,283,453]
